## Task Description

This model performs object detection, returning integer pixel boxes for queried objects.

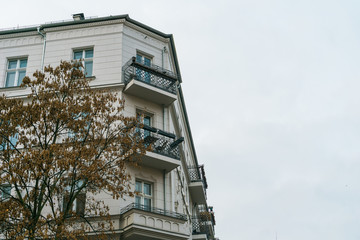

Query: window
[0,133,18,150]
[73,49,93,77]
[135,180,152,211]
[136,112,153,145]
[63,180,86,216]
[68,112,90,140]
[5,58,27,87]
[138,114,151,138]
[0,185,11,200]
[63,193,86,216]
[136,53,152,83]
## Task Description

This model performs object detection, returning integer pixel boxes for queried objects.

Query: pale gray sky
[2,1,360,239]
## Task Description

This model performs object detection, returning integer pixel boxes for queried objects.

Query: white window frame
[73,48,93,77]
[5,58,27,87]
[135,180,153,210]
[136,52,152,66]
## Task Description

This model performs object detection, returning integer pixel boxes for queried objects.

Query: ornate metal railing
[198,205,216,227]
[122,57,178,94]
[121,203,187,221]
[188,164,208,189]
[138,125,183,160]
[192,217,214,238]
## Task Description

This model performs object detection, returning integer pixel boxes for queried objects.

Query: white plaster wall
[44,24,123,87]
[123,94,164,129]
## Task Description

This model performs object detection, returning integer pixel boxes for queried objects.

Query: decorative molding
[43,19,126,33]
[46,25,123,42]
[124,22,170,44]
[0,31,38,39]
[0,36,42,48]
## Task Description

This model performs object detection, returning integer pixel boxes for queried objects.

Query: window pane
[76,193,86,216]
[9,133,18,149]
[144,57,151,67]
[135,181,142,192]
[76,179,84,189]
[136,54,142,63]
[85,49,93,58]
[18,71,26,86]
[74,51,83,60]
[1,185,11,199]
[135,196,141,207]
[144,198,151,209]
[143,116,151,126]
[143,183,151,195]
[8,60,17,69]
[5,72,16,87]
[84,61,93,77]
[20,59,27,68]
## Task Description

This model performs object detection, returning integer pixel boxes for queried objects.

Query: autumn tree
[0,61,146,239]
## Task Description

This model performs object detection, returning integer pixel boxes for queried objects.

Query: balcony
[192,217,215,240]
[122,57,178,106]
[139,125,184,172]
[120,203,189,240]
[188,165,208,204]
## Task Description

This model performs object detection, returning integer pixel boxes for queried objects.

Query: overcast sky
[2,1,360,239]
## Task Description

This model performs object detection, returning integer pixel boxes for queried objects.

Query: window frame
[5,57,28,87]
[0,125,19,151]
[136,52,152,66]
[62,180,86,216]
[73,48,94,77]
[136,111,154,143]
[135,52,153,83]
[135,180,153,210]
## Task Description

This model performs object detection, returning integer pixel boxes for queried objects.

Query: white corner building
[0,14,216,240]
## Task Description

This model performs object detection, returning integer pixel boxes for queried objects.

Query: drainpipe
[161,46,168,212]
[161,47,165,68]
[37,26,46,72]
[164,170,166,211]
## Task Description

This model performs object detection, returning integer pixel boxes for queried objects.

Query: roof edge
[178,85,200,168]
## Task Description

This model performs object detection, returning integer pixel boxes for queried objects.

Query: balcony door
[136,53,151,83]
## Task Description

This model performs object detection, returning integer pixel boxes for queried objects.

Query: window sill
[85,76,96,80]
[0,85,26,91]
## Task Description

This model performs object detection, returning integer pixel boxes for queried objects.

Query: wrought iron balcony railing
[138,125,183,160]
[188,164,208,189]
[120,203,187,221]
[192,217,215,238]
[197,205,216,227]
[122,57,178,94]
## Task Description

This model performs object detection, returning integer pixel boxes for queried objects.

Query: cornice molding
[124,21,170,43]
[0,31,38,39]
[43,19,126,33]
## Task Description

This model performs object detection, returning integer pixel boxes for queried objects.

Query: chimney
[72,13,85,21]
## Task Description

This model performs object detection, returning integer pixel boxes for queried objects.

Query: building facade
[0,14,216,240]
